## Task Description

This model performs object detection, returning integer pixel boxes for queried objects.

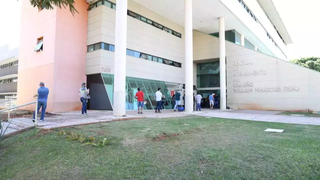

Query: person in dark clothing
[161,96,166,110]
[171,94,175,109]
[33,82,49,122]
[174,91,181,111]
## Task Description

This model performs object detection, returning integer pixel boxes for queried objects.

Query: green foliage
[291,57,320,72]
[2,117,320,179]
[29,0,78,15]
[58,130,109,147]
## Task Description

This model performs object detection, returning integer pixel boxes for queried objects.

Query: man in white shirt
[155,88,162,113]
[195,93,202,111]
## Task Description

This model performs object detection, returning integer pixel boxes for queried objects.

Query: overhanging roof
[257,0,293,44]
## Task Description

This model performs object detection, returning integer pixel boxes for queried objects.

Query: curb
[41,117,147,130]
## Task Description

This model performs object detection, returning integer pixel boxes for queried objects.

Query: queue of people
[32,81,219,122]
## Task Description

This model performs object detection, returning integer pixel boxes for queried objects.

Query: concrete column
[184,0,193,113]
[113,0,127,117]
[241,34,245,46]
[219,17,226,111]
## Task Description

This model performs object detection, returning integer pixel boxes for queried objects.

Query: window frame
[34,37,44,52]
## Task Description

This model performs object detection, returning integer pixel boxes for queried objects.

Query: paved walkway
[2,109,320,137]
[194,109,320,125]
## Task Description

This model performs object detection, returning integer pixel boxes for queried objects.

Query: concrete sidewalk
[2,109,190,136]
[3,109,320,137]
[194,109,320,125]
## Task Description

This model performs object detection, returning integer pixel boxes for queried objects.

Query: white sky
[0,0,21,50]
[0,0,319,60]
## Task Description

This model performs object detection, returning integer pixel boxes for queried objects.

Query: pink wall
[53,0,88,111]
[17,0,88,112]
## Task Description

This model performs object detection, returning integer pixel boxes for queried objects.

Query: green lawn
[1,116,320,179]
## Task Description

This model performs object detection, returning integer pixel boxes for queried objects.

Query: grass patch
[1,116,320,179]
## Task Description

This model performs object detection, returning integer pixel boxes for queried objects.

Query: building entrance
[196,60,221,109]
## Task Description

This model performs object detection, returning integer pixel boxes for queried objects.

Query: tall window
[34,37,43,52]
[197,61,220,88]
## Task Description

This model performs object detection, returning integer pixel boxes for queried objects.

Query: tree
[29,0,78,15]
[291,57,320,72]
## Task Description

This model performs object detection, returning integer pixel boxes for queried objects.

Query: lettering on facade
[233,70,267,77]
[101,66,112,73]
[284,86,300,92]
[233,61,254,66]
[233,78,240,82]
[233,82,253,88]
[233,88,253,93]
[255,87,281,93]
[229,60,300,94]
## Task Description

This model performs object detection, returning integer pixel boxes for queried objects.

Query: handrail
[0,101,37,113]
[0,101,38,126]
[0,99,11,104]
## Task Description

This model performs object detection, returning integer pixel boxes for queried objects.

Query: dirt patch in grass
[97,130,106,136]
[29,129,54,139]
[153,132,180,141]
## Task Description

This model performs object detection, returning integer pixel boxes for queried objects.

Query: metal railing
[0,100,38,126]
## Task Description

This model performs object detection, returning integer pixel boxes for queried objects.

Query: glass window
[97,1,102,6]
[172,31,181,38]
[103,43,109,50]
[94,43,101,50]
[88,45,94,52]
[158,58,163,63]
[104,1,112,8]
[34,39,43,52]
[147,19,152,24]
[173,62,181,67]
[245,38,255,50]
[126,49,134,56]
[140,16,147,22]
[163,59,172,65]
[197,62,220,88]
[147,55,152,61]
[112,4,116,9]
[152,56,158,62]
[128,11,138,18]
[152,22,163,29]
[140,53,148,60]
[109,45,115,52]
[133,51,140,58]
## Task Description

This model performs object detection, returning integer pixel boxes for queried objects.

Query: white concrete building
[20,0,320,114]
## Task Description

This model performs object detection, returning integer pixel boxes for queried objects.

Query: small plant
[58,130,110,147]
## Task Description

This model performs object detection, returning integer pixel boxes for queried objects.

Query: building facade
[18,0,320,113]
[0,45,19,109]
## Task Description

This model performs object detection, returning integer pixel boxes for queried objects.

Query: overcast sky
[0,0,319,60]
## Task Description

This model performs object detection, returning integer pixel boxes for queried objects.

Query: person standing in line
[195,93,203,111]
[174,91,181,111]
[33,82,49,122]
[209,93,214,109]
[155,88,162,113]
[135,87,144,114]
[193,93,196,111]
[79,83,90,116]
[161,95,166,110]
[171,93,176,109]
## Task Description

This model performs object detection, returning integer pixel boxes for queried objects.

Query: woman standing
[79,83,90,115]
